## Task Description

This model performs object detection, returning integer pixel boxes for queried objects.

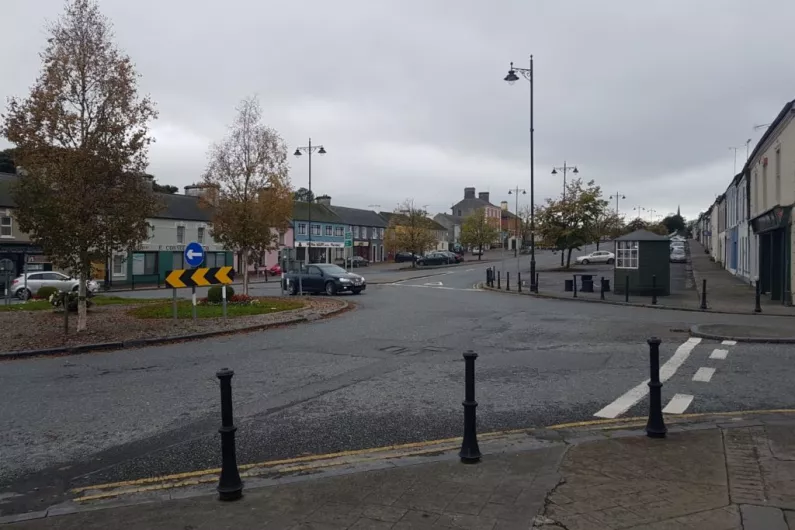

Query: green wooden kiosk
[613,229,671,296]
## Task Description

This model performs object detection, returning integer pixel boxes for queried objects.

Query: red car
[267,264,282,275]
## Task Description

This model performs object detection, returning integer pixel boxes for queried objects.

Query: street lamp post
[551,162,579,265]
[504,57,537,292]
[609,193,626,216]
[293,139,327,267]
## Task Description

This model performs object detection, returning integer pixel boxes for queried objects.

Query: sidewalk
[7,414,795,529]
[689,239,795,316]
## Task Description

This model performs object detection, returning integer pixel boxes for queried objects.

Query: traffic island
[691,323,795,343]
[0,296,350,359]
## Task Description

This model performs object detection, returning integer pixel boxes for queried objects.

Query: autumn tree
[460,208,499,260]
[625,217,648,233]
[202,96,292,294]
[2,0,160,331]
[536,179,609,268]
[590,211,624,250]
[385,200,436,267]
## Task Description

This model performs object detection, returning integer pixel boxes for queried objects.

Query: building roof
[293,201,343,224]
[379,211,447,232]
[744,99,795,173]
[615,229,667,241]
[451,197,495,213]
[434,213,464,226]
[329,205,387,227]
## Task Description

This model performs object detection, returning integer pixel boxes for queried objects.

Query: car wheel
[289,282,298,296]
[325,281,338,296]
[352,288,362,295]
[581,259,589,265]
[606,258,614,265]
[17,288,31,301]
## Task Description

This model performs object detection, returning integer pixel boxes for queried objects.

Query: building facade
[748,99,795,304]
[292,201,346,264]
[451,188,501,228]
[327,199,387,263]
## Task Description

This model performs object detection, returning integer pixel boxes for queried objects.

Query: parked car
[11,271,99,300]
[575,251,615,265]
[670,248,687,263]
[345,256,370,268]
[282,264,365,296]
[267,264,282,276]
[394,252,417,263]
[438,250,463,263]
[416,251,454,266]
[470,248,484,256]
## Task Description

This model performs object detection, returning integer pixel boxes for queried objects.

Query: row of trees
[2,0,293,331]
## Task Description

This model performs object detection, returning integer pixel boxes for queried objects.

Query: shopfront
[751,205,792,304]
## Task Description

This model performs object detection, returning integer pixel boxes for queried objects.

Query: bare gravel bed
[0,297,348,354]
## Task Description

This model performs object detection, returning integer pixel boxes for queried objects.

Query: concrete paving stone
[435,512,497,530]
[740,504,788,530]
[305,501,365,526]
[477,502,538,522]
[784,510,795,529]
[485,485,523,505]
[350,517,396,529]
[634,505,742,530]
[361,504,408,522]
[400,509,442,524]
[444,491,491,515]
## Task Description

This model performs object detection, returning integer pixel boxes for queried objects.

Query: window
[148,224,155,240]
[762,163,768,210]
[775,148,781,204]
[197,226,205,244]
[457,209,462,216]
[298,223,307,235]
[278,230,285,245]
[615,241,639,269]
[132,253,157,275]
[353,226,360,238]
[335,248,345,260]
[112,255,125,276]
[361,226,368,239]
[334,226,344,237]
[0,215,11,237]
[311,224,321,236]
[173,252,185,270]
[380,228,385,239]
[325,225,332,236]
[177,225,185,244]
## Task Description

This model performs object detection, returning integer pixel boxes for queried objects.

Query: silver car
[575,250,615,265]
[11,272,99,300]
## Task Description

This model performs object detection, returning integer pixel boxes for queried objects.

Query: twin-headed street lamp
[504,58,537,292]
[610,192,626,216]
[294,139,326,266]
[551,163,578,201]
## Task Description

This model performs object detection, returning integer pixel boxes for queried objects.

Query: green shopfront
[752,205,792,305]
[118,245,233,288]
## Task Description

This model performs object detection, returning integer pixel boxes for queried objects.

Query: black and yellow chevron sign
[165,266,235,289]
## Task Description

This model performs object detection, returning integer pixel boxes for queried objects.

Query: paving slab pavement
[8,415,795,529]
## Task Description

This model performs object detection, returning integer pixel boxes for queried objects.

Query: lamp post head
[504,62,519,85]
[508,190,512,195]
[573,167,579,174]
[522,190,527,195]
[293,148,302,157]
[318,146,327,155]
[551,168,557,175]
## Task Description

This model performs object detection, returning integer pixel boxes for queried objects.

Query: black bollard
[700,279,707,310]
[754,280,762,313]
[625,276,630,303]
[497,270,501,289]
[486,268,491,287]
[600,277,605,300]
[645,338,667,438]
[518,272,522,292]
[506,272,510,291]
[216,368,243,501]
[573,275,577,298]
[651,275,658,305]
[535,273,539,293]
[459,351,481,463]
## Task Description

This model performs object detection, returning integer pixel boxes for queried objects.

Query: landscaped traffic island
[0,294,348,356]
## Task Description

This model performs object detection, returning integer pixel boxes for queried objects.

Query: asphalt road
[2,249,795,516]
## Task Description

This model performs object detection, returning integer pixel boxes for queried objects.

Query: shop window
[616,241,639,269]
[132,253,157,275]
[112,255,125,276]
[325,225,332,236]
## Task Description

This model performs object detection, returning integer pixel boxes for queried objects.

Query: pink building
[232,226,294,274]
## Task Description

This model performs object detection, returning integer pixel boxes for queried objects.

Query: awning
[751,205,791,234]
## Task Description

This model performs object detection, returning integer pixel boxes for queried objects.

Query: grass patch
[92,296,167,306]
[129,299,305,319]
[0,299,52,312]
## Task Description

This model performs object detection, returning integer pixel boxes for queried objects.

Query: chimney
[464,187,476,199]
[500,201,508,211]
[184,183,219,205]
[315,194,331,206]
[479,192,490,203]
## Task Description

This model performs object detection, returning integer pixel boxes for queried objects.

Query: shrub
[207,285,235,303]
[49,290,94,312]
[36,286,59,300]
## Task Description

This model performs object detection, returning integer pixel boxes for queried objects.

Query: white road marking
[663,393,694,414]
[692,367,716,382]
[593,337,702,419]
[722,340,737,346]
[710,349,728,360]
[424,282,443,286]
[387,284,479,292]
[466,269,475,272]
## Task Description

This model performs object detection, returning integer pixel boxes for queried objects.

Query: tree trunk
[77,269,87,332]
[566,248,573,268]
[478,245,482,260]
[596,239,601,251]
[242,249,249,295]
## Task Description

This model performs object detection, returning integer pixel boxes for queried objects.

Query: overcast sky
[3,0,795,221]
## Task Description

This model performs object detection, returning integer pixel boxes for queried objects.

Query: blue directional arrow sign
[184,241,205,268]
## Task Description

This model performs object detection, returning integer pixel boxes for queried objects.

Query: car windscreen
[317,264,347,274]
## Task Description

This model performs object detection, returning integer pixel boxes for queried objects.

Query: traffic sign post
[184,242,205,268]
[164,266,235,321]
[344,232,353,271]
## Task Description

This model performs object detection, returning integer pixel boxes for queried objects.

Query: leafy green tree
[384,200,436,267]
[625,217,648,232]
[661,213,686,234]
[293,187,314,202]
[152,180,178,194]
[460,208,499,260]
[536,179,609,267]
[0,148,16,174]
